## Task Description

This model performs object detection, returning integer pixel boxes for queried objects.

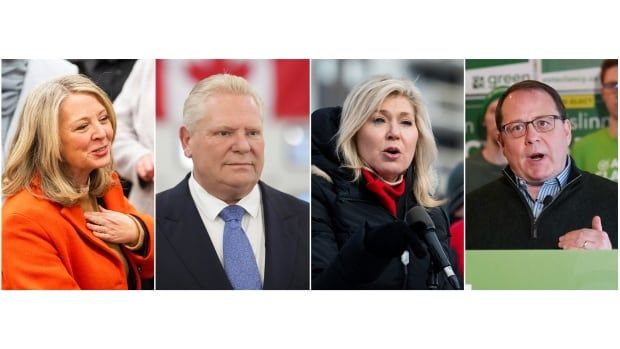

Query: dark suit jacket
[156,174,309,290]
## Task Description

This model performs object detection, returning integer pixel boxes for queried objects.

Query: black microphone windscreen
[543,195,553,205]
[405,206,436,231]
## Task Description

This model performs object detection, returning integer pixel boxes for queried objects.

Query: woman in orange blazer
[2,75,154,290]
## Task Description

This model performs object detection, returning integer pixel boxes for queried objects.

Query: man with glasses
[467,80,617,249]
[572,59,618,181]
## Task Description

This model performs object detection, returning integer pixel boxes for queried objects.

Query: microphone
[405,206,461,289]
[542,195,553,206]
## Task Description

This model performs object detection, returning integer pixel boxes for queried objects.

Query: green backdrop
[465,59,609,155]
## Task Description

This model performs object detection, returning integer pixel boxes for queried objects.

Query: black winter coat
[311,107,459,289]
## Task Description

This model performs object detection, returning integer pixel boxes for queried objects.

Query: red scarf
[362,168,406,217]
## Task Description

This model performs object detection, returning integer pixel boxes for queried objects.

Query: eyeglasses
[602,81,618,91]
[500,115,564,138]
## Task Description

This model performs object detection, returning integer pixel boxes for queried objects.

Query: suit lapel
[162,177,232,289]
[261,183,299,290]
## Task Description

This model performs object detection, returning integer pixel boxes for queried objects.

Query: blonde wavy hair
[2,74,117,206]
[336,75,442,207]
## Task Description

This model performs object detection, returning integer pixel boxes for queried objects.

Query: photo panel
[155,59,310,290]
[310,59,464,290]
[1,59,155,290]
[465,59,618,290]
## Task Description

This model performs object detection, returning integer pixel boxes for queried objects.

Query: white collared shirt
[188,172,265,283]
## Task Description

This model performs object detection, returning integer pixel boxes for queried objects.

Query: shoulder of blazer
[258,181,309,214]
[156,174,191,214]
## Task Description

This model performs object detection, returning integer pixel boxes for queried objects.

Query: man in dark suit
[156,74,309,290]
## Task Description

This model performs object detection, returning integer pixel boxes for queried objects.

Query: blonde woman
[311,76,459,289]
[2,75,154,290]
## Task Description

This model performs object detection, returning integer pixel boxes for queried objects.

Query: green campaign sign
[465,59,609,153]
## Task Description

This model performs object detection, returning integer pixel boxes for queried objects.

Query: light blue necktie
[219,205,262,290]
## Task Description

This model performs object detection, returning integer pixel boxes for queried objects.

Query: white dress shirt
[188,172,266,283]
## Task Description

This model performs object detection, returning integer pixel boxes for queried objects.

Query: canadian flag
[156,59,309,122]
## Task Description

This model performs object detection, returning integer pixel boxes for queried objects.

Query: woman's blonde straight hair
[336,75,442,207]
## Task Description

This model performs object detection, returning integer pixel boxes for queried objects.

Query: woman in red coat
[2,75,154,290]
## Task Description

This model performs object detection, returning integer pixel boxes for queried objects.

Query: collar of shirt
[188,173,261,225]
[515,157,571,217]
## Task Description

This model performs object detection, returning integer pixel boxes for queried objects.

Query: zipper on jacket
[503,168,583,240]
[531,173,582,239]
[503,170,539,239]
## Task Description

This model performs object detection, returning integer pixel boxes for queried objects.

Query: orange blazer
[2,172,154,290]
